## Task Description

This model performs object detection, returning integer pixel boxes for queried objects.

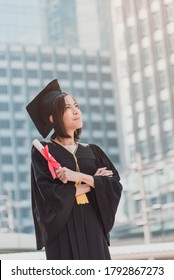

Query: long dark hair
[50,93,82,142]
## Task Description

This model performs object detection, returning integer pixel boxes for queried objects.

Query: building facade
[112,0,174,167]
[46,0,78,47]
[0,43,120,233]
[111,0,174,244]
[0,0,47,45]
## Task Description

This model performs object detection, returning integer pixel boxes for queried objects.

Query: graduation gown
[31,141,123,259]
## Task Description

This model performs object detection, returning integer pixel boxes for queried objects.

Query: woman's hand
[95,167,113,177]
[75,184,91,196]
[56,167,81,184]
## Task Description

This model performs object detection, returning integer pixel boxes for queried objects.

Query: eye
[65,105,71,109]
[75,104,79,108]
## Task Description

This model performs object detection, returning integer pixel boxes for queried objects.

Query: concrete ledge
[1,242,174,260]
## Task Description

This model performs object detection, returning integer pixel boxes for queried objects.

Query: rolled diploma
[32,139,45,153]
[32,139,61,175]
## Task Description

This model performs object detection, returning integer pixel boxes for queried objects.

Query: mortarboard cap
[26,79,62,138]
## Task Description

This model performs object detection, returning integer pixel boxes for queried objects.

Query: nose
[73,108,78,114]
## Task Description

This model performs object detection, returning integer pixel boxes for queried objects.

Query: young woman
[26,79,123,260]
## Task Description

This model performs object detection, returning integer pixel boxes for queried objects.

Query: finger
[95,167,107,175]
[101,171,113,176]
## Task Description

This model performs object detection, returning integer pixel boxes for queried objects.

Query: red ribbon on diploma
[41,145,61,179]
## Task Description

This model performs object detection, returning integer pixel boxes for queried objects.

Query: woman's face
[62,95,83,131]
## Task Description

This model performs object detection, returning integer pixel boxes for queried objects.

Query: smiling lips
[74,117,81,121]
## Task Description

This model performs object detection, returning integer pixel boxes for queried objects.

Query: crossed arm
[56,167,113,196]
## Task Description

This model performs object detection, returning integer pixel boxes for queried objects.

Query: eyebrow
[65,102,77,105]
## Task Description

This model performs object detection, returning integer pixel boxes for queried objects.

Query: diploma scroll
[32,139,61,179]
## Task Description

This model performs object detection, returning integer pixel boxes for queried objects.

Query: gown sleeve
[89,144,123,237]
[31,144,76,249]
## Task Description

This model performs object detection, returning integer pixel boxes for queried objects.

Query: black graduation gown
[31,141,123,259]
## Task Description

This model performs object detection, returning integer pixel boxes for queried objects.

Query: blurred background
[0,0,174,259]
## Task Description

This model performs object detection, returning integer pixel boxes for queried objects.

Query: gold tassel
[75,180,89,204]
[76,193,89,204]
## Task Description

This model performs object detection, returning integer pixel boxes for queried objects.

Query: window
[0,120,10,129]
[11,69,22,77]
[129,145,136,163]
[142,47,151,66]
[120,60,128,77]
[91,122,101,130]
[102,90,113,98]
[139,140,148,159]
[169,34,174,53]
[86,56,96,65]
[131,54,139,72]
[106,122,116,130]
[20,190,29,200]
[13,103,23,111]
[12,85,22,95]
[152,12,161,30]
[0,103,9,111]
[41,53,52,63]
[15,120,25,129]
[27,70,38,79]
[125,0,134,16]
[145,77,154,96]
[137,112,145,128]
[0,68,7,77]
[16,137,26,146]
[158,71,167,89]
[0,51,6,60]
[10,52,21,61]
[17,155,27,164]
[161,100,171,120]
[71,55,81,64]
[133,82,142,101]
[0,85,8,95]
[42,70,53,79]
[101,73,111,82]
[1,137,11,146]
[2,155,12,164]
[164,131,173,152]
[91,105,100,113]
[57,71,68,80]
[87,72,97,81]
[155,41,164,59]
[148,106,157,125]
[72,72,82,80]
[56,54,67,64]
[100,56,110,66]
[26,52,37,61]
[2,172,14,182]
[136,0,145,9]
[134,199,141,214]
[89,89,98,97]
[107,138,118,146]
[151,136,160,156]
[19,172,28,181]
[140,19,148,38]
[165,3,174,23]
[104,106,115,114]
[128,26,136,45]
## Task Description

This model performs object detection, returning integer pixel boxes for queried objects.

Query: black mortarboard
[26,79,62,138]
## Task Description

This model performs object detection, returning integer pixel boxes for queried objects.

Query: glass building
[46,0,78,47]
[110,0,174,245]
[0,0,47,45]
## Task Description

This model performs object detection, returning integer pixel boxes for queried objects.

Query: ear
[49,115,53,123]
